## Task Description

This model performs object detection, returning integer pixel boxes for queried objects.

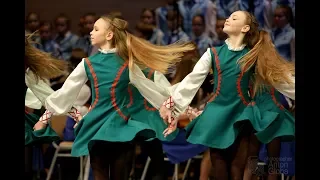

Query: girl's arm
[162,48,213,114]
[25,69,54,106]
[129,48,212,114]
[25,70,80,121]
[38,59,88,124]
[44,59,88,115]
[25,88,44,110]
[273,74,295,100]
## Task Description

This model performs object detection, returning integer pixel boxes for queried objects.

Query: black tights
[209,125,251,180]
[89,141,134,180]
[25,146,33,180]
[246,133,281,180]
[140,139,166,180]
[266,138,281,180]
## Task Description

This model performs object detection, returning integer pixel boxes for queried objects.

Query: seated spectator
[133,22,155,41]
[177,0,211,36]
[53,13,79,61]
[272,5,295,62]
[140,8,165,45]
[75,13,97,55]
[35,21,62,59]
[163,6,190,45]
[191,14,213,55]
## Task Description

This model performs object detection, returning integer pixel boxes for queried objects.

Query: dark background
[25,0,165,32]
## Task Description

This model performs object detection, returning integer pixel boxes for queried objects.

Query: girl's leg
[229,134,250,180]
[109,142,135,180]
[209,147,229,180]
[25,145,34,180]
[243,133,261,180]
[199,149,212,180]
[209,123,250,180]
[89,141,111,180]
[141,139,167,180]
[266,138,281,180]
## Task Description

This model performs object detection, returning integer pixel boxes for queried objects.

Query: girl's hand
[33,121,47,131]
[163,118,178,137]
[159,105,173,124]
[160,96,175,123]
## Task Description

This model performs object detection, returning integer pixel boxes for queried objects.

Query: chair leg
[83,156,91,180]
[141,157,151,180]
[174,164,179,180]
[46,148,60,180]
[78,156,84,180]
[182,159,192,180]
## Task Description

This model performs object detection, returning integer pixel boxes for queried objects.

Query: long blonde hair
[238,11,295,95]
[100,15,195,73]
[25,33,68,81]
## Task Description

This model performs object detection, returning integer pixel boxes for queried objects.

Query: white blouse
[25,69,54,109]
[45,49,122,114]
[43,49,180,115]
[43,46,295,116]
[44,59,88,115]
[25,88,44,109]
[43,49,121,115]
[130,46,295,115]
[25,68,93,117]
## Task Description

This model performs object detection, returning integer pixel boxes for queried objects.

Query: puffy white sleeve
[25,69,55,106]
[129,66,171,109]
[25,88,42,109]
[44,59,88,115]
[171,48,212,113]
[129,48,212,112]
[129,68,182,110]
[274,74,295,100]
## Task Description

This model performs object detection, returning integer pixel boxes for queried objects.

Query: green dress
[72,52,157,157]
[127,69,178,141]
[25,85,60,146]
[253,87,295,143]
[185,45,278,149]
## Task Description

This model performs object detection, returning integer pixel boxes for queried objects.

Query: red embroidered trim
[208,48,222,103]
[84,58,99,112]
[163,96,174,109]
[127,86,133,108]
[236,60,254,106]
[111,62,130,120]
[270,88,284,110]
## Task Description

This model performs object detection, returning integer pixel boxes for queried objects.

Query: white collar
[225,38,246,51]
[98,48,117,54]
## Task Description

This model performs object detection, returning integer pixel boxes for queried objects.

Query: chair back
[50,115,68,139]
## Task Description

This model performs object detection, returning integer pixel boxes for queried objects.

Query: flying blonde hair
[25,32,68,82]
[100,15,195,74]
[238,11,295,95]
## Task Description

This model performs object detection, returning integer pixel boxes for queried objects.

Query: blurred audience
[140,8,165,45]
[35,21,61,59]
[53,13,79,61]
